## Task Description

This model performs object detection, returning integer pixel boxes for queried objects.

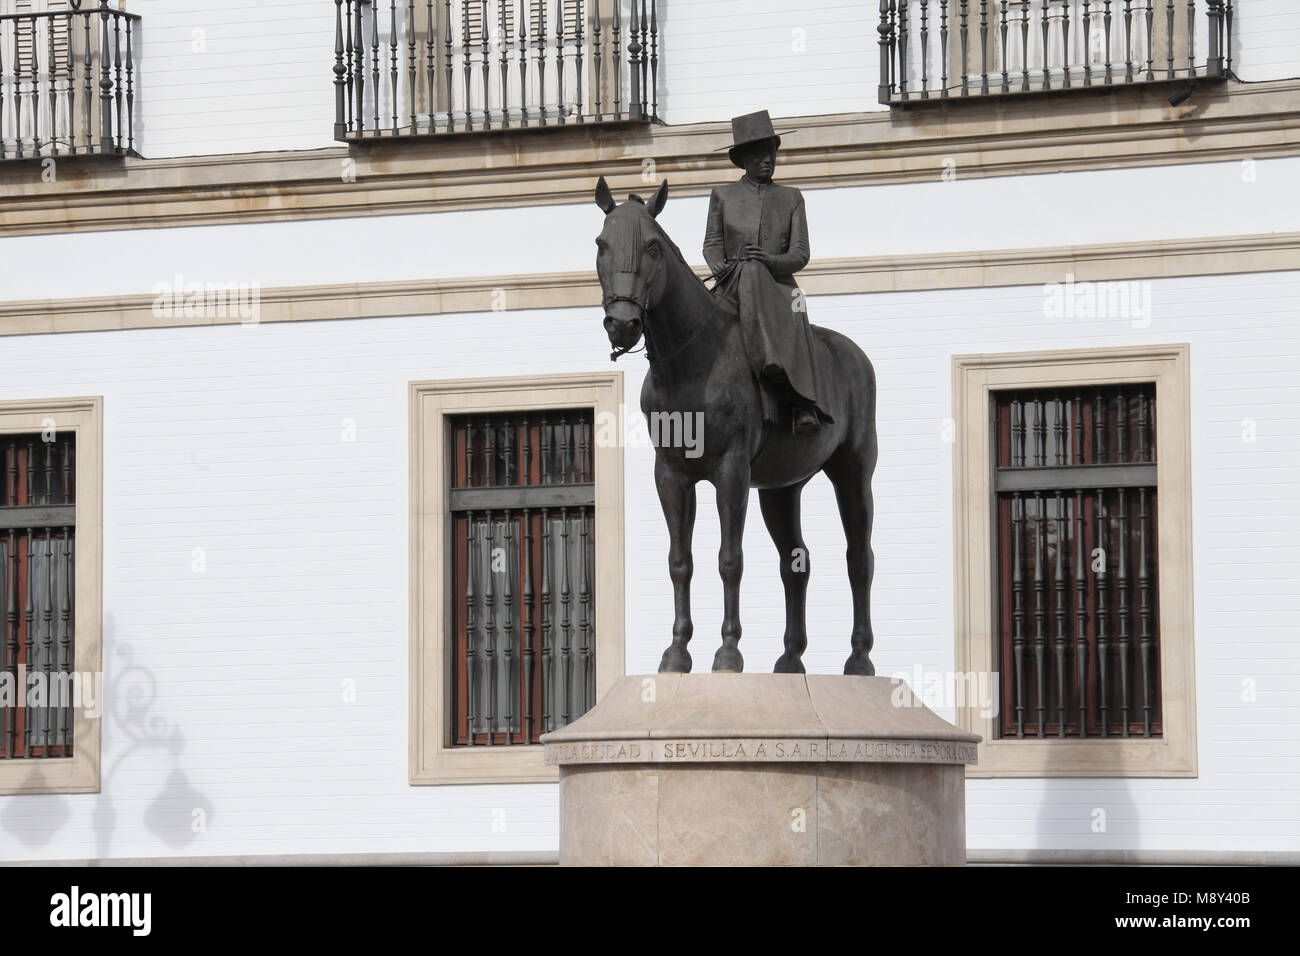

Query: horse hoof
[658,645,692,674]
[773,653,806,674]
[843,653,875,676]
[712,645,744,673]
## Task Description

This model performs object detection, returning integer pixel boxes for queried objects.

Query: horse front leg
[656,457,698,673]
[712,454,751,672]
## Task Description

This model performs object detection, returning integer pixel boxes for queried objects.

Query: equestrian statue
[597,109,880,676]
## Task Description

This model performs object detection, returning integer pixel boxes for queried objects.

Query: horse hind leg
[826,443,877,677]
[758,481,811,674]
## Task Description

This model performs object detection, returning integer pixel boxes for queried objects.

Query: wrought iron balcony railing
[878,0,1232,104]
[333,0,659,141]
[0,0,139,161]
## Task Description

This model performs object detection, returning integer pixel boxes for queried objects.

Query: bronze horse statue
[595,177,879,675]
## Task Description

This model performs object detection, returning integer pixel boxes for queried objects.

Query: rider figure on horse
[703,110,831,435]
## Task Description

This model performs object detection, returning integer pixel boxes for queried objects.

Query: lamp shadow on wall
[1,614,215,860]
[94,617,216,860]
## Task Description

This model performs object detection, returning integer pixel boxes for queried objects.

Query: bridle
[602,209,724,364]
[604,246,665,361]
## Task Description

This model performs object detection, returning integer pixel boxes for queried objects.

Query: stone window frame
[409,372,625,785]
[0,396,103,796]
[952,345,1196,777]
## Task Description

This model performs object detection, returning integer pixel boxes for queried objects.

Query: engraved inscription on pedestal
[545,736,979,766]
[828,739,980,764]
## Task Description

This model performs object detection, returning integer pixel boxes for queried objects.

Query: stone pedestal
[542,674,980,866]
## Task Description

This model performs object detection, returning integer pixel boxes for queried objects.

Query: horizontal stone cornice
[1,231,1294,337]
[0,79,1295,237]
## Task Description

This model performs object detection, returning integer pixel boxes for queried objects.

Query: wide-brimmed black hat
[718,110,798,168]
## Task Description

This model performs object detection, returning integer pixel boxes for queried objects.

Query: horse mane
[621,196,711,296]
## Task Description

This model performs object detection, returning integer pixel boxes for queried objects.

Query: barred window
[1,432,77,760]
[993,384,1161,740]
[450,410,596,746]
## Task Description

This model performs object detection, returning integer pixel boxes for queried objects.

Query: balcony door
[0,0,110,157]
[346,0,632,136]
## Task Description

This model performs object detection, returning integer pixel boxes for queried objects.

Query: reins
[607,254,731,365]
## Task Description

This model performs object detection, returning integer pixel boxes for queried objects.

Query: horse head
[594,176,671,359]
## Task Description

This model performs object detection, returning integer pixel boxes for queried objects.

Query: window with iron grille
[993,384,1160,740]
[450,409,595,746]
[0,432,76,760]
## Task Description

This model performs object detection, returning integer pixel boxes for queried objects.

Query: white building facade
[0,0,1297,864]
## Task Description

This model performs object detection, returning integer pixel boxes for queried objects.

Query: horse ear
[595,176,616,214]
[647,179,669,218]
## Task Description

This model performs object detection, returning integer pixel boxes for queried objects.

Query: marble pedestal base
[542,674,980,866]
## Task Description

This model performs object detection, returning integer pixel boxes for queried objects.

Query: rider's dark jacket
[703,174,825,420]
[703,175,810,285]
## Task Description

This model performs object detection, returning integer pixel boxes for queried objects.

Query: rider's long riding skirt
[711,260,829,422]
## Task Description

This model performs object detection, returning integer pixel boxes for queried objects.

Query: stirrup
[792,406,821,435]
